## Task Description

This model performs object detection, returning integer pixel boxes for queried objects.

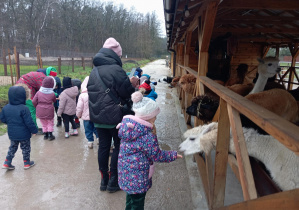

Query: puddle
[166,93,172,99]
[160,143,171,150]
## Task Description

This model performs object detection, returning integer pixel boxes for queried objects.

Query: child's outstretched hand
[32,134,37,136]
[177,154,183,158]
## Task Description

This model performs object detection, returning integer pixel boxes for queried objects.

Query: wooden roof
[164,0,299,48]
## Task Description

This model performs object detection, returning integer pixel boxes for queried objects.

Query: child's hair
[131,91,160,120]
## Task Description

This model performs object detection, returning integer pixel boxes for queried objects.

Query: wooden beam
[198,76,299,156]
[213,27,299,34]
[194,153,210,204]
[212,99,230,209]
[227,104,257,200]
[215,19,299,25]
[219,0,299,10]
[201,1,220,52]
[221,15,299,22]
[218,189,299,210]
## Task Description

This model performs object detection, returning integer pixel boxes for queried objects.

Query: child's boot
[44,132,49,140]
[2,159,15,170]
[56,120,62,127]
[65,132,69,138]
[100,170,110,191]
[24,160,35,170]
[88,141,93,149]
[107,170,121,193]
[48,132,55,141]
[71,129,78,136]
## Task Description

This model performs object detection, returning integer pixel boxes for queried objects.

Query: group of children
[1,65,182,210]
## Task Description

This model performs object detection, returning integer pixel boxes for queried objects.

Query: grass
[0,59,152,136]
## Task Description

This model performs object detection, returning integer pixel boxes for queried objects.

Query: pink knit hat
[103,37,122,57]
[131,91,160,120]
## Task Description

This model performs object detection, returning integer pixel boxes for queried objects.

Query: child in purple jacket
[117,91,182,209]
[32,76,57,140]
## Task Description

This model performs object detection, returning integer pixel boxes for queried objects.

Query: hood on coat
[63,86,79,98]
[71,79,82,90]
[14,83,31,100]
[93,48,122,67]
[8,86,26,105]
[118,116,153,142]
[42,76,56,89]
[81,76,89,93]
[54,77,61,89]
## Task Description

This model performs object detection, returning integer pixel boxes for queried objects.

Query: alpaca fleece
[179,74,197,94]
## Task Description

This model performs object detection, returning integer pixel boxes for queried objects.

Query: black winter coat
[88,48,135,125]
[0,86,38,141]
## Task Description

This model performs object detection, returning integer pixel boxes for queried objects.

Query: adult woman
[88,37,135,193]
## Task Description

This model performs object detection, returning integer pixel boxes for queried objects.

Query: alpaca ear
[200,122,217,136]
[257,58,264,64]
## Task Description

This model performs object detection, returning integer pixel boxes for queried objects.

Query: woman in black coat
[88,37,135,193]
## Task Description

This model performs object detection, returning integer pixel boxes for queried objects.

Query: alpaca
[170,76,181,87]
[179,74,197,94]
[250,57,281,94]
[179,122,299,191]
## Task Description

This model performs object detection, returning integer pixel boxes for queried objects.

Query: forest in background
[0,0,168,58]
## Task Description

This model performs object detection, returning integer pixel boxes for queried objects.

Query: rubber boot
[107,170,120,193]
[100,171,110,191]
[48,132,55,141]
[44,132,48,140]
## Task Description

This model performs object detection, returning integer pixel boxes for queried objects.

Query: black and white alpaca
[179,122,299,191]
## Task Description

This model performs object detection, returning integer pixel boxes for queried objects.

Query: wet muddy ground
[0,60,196,210]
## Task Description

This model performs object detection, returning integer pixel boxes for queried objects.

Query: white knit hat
[131,91,160,120]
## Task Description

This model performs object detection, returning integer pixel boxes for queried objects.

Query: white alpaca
[179,122,299,191]
[249,57,281,94]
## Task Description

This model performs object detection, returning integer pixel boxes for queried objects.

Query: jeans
[96,127,120,172]
[83,120,98,142]
[62,114,77,132]
[6,140,31,162]
[125,192,147,210]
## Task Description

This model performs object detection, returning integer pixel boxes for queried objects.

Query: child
[72,79,82,128]
[139,80,158,101]
[76,76,99,149]
[32,76,57,140]
[54,77,63,127]
[57,77,79,138]
[1,86,38,170]
[117,91,182,209]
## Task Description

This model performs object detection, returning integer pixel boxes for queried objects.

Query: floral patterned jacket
[117,115,177,194]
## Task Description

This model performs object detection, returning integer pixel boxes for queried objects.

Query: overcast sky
[102,0,166,36]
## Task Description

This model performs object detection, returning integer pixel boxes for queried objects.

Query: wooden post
[7,49,14,86]
[16,52,20,80]
[287,44,299,90]
[13,46,20,80]
[38,46,43,68]
[2,49,7,76]
[72,58,74,72]
[58,57,61,74]
[82,56,85,70]
[36,46,40,68]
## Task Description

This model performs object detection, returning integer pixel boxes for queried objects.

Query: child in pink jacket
[76,76,99,149]
[32,76,57,140]
[57,77,79,138]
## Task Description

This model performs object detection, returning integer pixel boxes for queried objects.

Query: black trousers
[62,114,77,132]
[54,107,62,123]
[96,127,120,173]
[126,192,147,210]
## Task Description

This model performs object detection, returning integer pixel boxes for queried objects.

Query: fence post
[82,56,85,70]
[7,49,14,86]
[2,49,7,76]
[16,52,20,80]
[39,46,43,68]
[72,58,74,72]
[58,57,61,74]
[13,46,20,80]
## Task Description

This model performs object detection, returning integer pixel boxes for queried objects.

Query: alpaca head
[257,57,281,78]
[179,122,218,155]
[186,95,219,123]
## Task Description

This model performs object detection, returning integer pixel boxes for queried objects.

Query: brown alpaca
[171,76,181,87]
[179,74,197,94]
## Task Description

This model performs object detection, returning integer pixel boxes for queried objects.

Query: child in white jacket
[76,76,99,149]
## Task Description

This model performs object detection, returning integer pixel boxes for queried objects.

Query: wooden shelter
[163,0,299,209]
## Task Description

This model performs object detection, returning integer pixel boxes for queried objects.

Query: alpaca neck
[250,74,268,94]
